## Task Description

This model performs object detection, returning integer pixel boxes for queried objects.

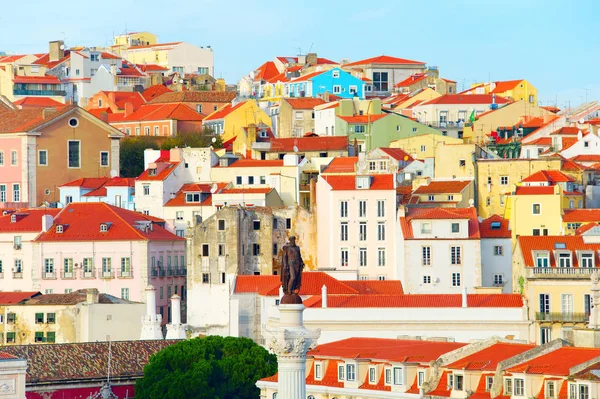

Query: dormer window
[535,251,549,267]
[10,214,16,223]
[369,366,377,384]
[346,364,356,382]
[100,223,108,232]
[356,176,371,189]
[490,221,501,229]
[148,168,157,176]
[385,368,392,385]
[56,225,63,233]
[418,370,425,387]
[486,376,494,391]
[393,366,404,386]
[337,364,345,381]
[453,374,464,391]
[186,193,201,203]
[547,381,556,399]
[557,251,572,268]
[580,252,594,268]
[421,222,432,234]
[314,362,322,380]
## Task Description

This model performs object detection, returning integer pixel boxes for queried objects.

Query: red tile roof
[400,207,480,239]
[219,188,273,194]
[0,209,61,233]
[571,154,600,163]
[429,370,452,396]
[234,272,360,296]
[36,203,182,242]
[343,55,425,67]
[203,101,245,121]
[60,177,110,188]
[136,63,168,72]
[321,174,395,190]
[12,97,65,108]
[0,352,18,360]
[563,209,600,222]
[322,157,358,173]
[395,73,427,88]
[304,294,524,308]
[522,170,574,183]
[514,186,556,195]
[142,85,173,101]
[524,137,552,146]
[380,147,414,162]
[343,280,404,295]
[284,98,326,109]
[422,94,511,105]
[517,235,600,267]
[0,54,28,63]
[507,347,600,376]
[137,160,180,181]
[225,159,284,168]
[116,64,144,77]
[413,180,471,194]
[446,343,535,371]
[479,215,511,238]
[550,126,581,135]
[254,61,280,82]
[0,292,41,305]
[0,104,81,133]
[100,51,119,59]
[269,136,348,153]
[337,114,387,124]
[490,80,524,93]
[13,75,61,84]
[148,91,237,104]
[308,337,465,362]
[289,70,326,83]
[164,183,216,207]
[120,103,203,122]
[99,91,146,111]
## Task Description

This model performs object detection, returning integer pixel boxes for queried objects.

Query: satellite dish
[179,79,183,84]
[59,44,65,50]
[110,169,118,178]
[293,145,299,153]
[211,137,217,143]
[210,183,218,194]
[468,199,475,206]
[579,118,585,124]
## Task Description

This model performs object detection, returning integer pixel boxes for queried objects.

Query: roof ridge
[99,203,149,241]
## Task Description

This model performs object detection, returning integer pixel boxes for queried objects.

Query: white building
[316,156,399,280]
[479,215,513,293]
[59,177,135,210]
[399,207,483,293]
[121,42,214,75]
[314,102,339,136]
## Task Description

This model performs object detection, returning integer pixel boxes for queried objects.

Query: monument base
[280,293,303,305]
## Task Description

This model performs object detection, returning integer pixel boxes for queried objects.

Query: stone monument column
[140,285,163,340]
[166,294,188,339]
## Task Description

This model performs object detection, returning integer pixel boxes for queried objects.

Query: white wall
[314,107,337,136]
[481,238,513,293]
[169,43,214,75]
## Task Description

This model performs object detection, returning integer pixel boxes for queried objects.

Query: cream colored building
[390,133,462,160]
[0,353,26,399]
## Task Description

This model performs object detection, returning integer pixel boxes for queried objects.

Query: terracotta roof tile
[321,174,395,190]
[337,114,387,124]
[253,61,280,82]
[23,289,133,305]
[522,170,574,183]
[479,215,511,238]
[322,157,358,173]
[0,292,41,305]
[203,101,246,121]
[164,183,216,207]
[142,85,173,101]
[571,155,600,163]
[563,209,600,223]
[148,91,237,104]
[517,235,600,267]
[343,280,404,295]
[120,103,203,122]
[304,294,523,308]
[12,97,65,108]
[0,209,61,233]
[343,55,425,67]
[289,70,326,83]
[284,98,326,109]
[413,180,471,194]
[550,126,581,135]
[507,347,600,376]
[223,159,284,168]
[490,80,524,93]
[379,147,414,162]
[400,207,480,239]
[422,94,511,105]
[446,343,535,371]
[98,91,146,111]
[515,186,556,195]
[0,104,78,133]
[395,73,428,88]
[269,136,347,152]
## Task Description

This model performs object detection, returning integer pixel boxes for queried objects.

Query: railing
[167,268,174,277]
[80,269,96,279]
[117,269,133,278]
[61,270,75,279]
[536,312,589,323]
[527,267,600,278]
[13,89,66,96]
[426,121,466,128]
[100,270,114,279]
[159,269,166,277]
[13,271,22,279]
[151,268,158,278]
[43,271,56,279]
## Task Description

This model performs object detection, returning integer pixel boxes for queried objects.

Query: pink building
[0,203,185,323]
[316,156,399,280]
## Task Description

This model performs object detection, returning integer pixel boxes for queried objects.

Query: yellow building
[463,100,551,144]
[464,79,538,105]
[432,142,492,179]
[513,234,596,343]
[476,157,563,218]
[562,209,600,235]
[387,87,442,111]
[203,100,272,145]
[389,133,462,159]
[113,31,157,48]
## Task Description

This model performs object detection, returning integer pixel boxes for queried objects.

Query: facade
[253,135,348,161]
[58,177,135,210]
[409,179,474,208]
[202,100,271,139]
[121,41,214,75]
[479,215,513,293]
[286,68,367,99]
[0,105,123,208]
[277,98,325,138]
[109,102,205,136]
[389,133,463,160]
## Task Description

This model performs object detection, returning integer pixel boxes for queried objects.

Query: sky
[2,0,599,108]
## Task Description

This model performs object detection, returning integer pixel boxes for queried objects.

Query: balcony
[117,269,133,278]
[80,269,96,279]
[427,121,465,129]
[151,268,158,278]
[13,271,22,279]
[13,89,66,96]
[43,271,56,279]
[526,267,600,279]
[536,312,589,323]
[159,269,166,277]
[61,270,75,279]
[299,184,311,192]
[100,270,114,279]
[167,268,174,277]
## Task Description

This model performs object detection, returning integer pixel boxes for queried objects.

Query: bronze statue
[280,236,304,304]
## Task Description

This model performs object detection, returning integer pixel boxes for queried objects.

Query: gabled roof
[343,55,425,67]
[120,103,203,122]
[136,63,168,72]
[0,208,61,233]
[550,126,581,135]
[514,186,556,195]
[0,104,79,133]
[23,289,134,305]
[36,203,183,242]
[395,73,427,88]
[148,91,237,104]
[479,215,511,238]
[269,136,348,153]
[379,148,414,162]
[142,84,173,101]
[203,101,245,121]
[490,80,524,93]
[234,272,360,296]
[303,294,524,308]
[99,91,146,110]
[60,177,110,189]
[13,97,65,108]
[522,170,574,183]
[563,209,600,223]
[518,235,600,267]
[421,94,511,106]
[0,292,41,305]
[13,75,61,85]
[164,183,218,207]
[446,342,535,371]
[400,207,480,240]
[571,155,600,163]
[322,156,358,173]
[284,98,325,109]
[321,174,395,190]
[413,180,471,194]
[343,280,404,295]
[254,61,280,82]
[506,347,600,376]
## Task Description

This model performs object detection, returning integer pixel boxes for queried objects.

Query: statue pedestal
[267,304,320,399]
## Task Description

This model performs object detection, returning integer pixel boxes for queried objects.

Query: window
[359,248,367,267]
[451,246,461,264]
[286,218,292,229]
[202,273,210,283]
[420,145,426,152]
[186,193,201,203]
[448,195,454,201]
[35,313,44,323]
[454,375,464,391]
[175,211,184,221]
[253,220,261,230]
[11,150,17,166]
[547,381,555,398]
[315,363,322,379]
[359,222,367,241]
[536,252,549,267]
[248,176,255,185]
[100,152,109,167]
[369,367,376,383]
[13,184,20,202]
[539,293,550,314]
[377,222,385,241]
[0,151,3,166]
[581,253,594,268]
[338,364,345,381]
[393,367,404,385]
[533,203,541,215]
[558,252,571,268]
[6,332,15,343]
[202,244,210,257]
[38,150,48,166]
[252,243,260,256]
[218,244,226,257]
[452,272,461,287]
[35,331,44,343]
[68,140,80,168]
[340,248,349,267]
[143,185,150,196]
[333,85,341,94]
[218,220,226,231]
[144,127,150,135]
[102,258,112,274]
[421,222,432,234]
[196,104,203,113]
[354,124,366,133]
[154,126,159,136]
[121,257,131,276]
[340,222,348,241]
[505,378,513,395]
[0,185,3,202]
[377,200,385,217]
[422,246,431,266]
[428,195,435,201]
[514,378,524,396]
[385,368,392,384]
[494,274,504,286]
[500,176,509,185]
[562,293,574,316]
[340,201,348,218]
[580,385,590,399]
[346,364,356,381]
[423,275,431,284]
[377,248,386,266]
[486,376,494,392]
[418,371,425,387]
[373,72,389,91]
[260,176,266,184]
[358,200,367,217]
[294,111,304,120]
[46,331,56,343]
[451,223,460,233]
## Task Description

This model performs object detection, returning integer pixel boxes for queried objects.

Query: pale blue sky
[3,0,599,108]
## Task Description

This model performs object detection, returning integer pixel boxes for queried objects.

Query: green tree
[135,336,277,399]
[119,136,160,177]
[160,128,223,150]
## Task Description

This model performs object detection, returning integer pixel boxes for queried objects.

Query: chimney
[321,285,328,308]
[306,53,318,66]
[42,108,57,120]
[462,286,468,308]
[41,214,54,232]
[124,101,134,117]
[323,91,330,102]
[145,285,157,317]
[49,40,64,63]
[170,294,182,325]
[108,92,116,103]
[86,288,100,304]
[169,148,182,162]
[247,123,257,139]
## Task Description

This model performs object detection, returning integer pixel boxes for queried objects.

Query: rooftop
[522,170,575,184]
[445,342,535,371]
[148,91,237,104]
[0,209,61,233]
[413,180,471,194]
[284,97,326,110]
[22,289,135,306]
[421,94,511,106]
[343,55,425,67]
[518,235,600,267]
[563,209,600,222]
[321,157,358,173]
[479,215,511,238]
[303,294,523,308]
[400,207,480,240]
[321,174,395,190]
[507,347,600,376]
[120,103,204,122]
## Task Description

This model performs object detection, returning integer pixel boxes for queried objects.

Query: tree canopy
[135,336,277,399]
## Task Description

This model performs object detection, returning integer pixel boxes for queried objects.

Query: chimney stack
[42,108,57,120]
[124,101,134,117]
[321,285,328,308]
[462,286,468,308]
[140,285,163,340]
[166,294,188,339]
[145,285,157,316]
[41,214,54,232]
[49,40,64,63]
[86,288,100,304]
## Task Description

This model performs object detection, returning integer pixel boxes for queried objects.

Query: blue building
[286,68,369,99]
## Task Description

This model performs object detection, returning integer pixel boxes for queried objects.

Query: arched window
[272,393,278,399]
[308,396,316,399]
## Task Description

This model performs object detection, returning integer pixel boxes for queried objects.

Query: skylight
[554,243,566,249]
[490,222,501,229]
